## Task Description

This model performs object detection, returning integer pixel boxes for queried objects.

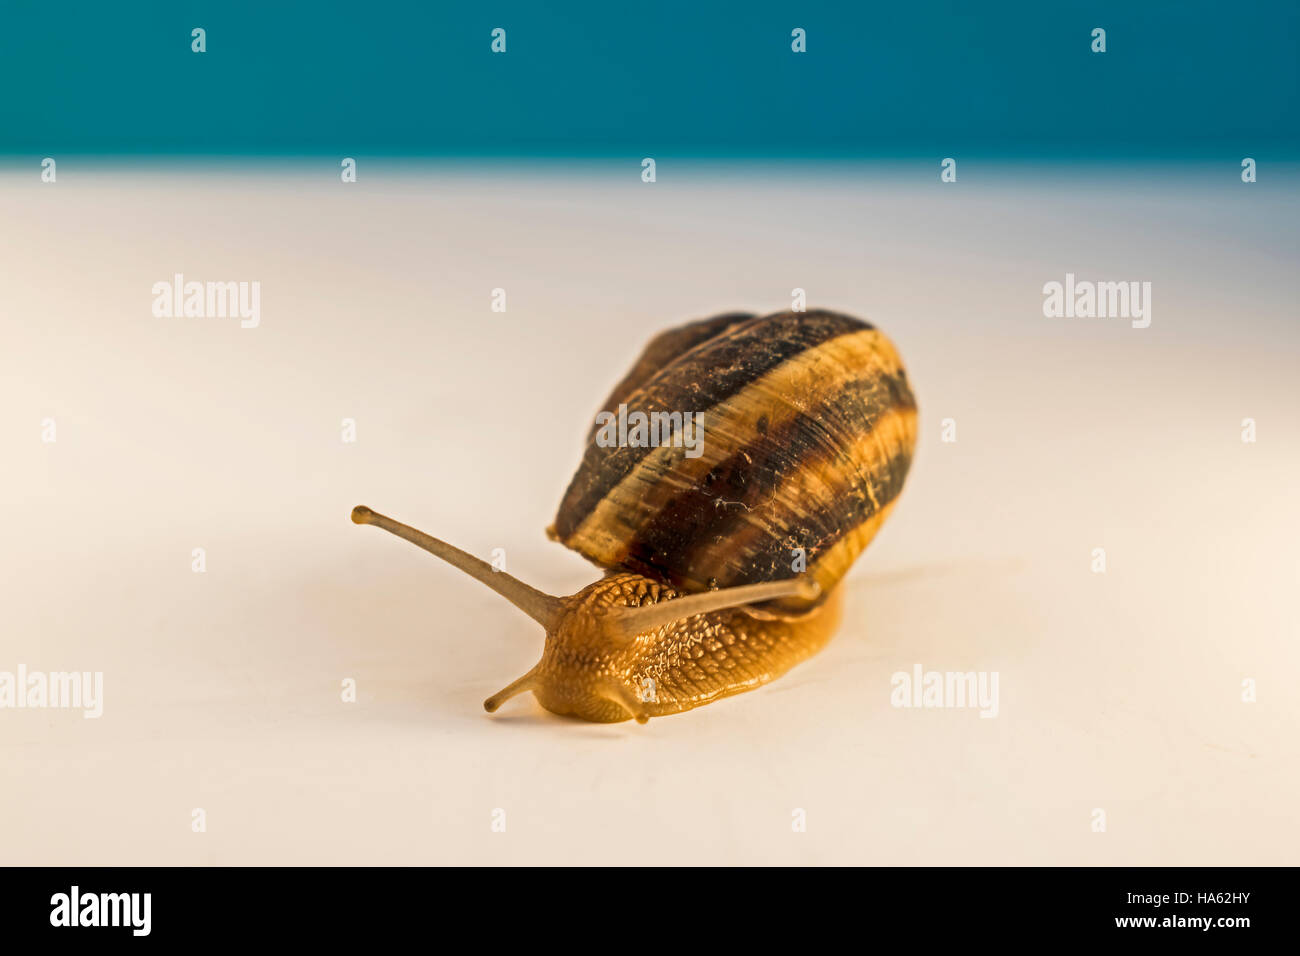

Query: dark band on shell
[550,310,918,608]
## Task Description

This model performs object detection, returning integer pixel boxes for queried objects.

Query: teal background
[1,0,1296,157]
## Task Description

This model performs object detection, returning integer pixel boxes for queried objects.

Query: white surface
[2,163,1297,864]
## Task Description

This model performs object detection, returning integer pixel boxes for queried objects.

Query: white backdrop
[2,163,1296,864]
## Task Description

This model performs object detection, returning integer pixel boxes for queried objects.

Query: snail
[352,309,917,723]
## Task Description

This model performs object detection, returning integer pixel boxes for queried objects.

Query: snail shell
[550,309,917,610]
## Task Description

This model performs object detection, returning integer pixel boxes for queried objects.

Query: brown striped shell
[548,310,917,609]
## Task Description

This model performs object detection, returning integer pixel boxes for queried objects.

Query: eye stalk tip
[351,505,374,525]
[797,578,821,600]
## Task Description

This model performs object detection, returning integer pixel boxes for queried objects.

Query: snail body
[353,309,916,723]
[496,571,845,723]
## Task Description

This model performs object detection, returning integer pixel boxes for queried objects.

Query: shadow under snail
[352,309,917,723]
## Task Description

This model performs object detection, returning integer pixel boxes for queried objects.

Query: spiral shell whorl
[550,310,917,607]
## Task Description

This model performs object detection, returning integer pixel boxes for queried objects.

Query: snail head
[350,505,817,721]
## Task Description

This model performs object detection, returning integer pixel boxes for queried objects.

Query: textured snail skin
[525,572,845,723]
